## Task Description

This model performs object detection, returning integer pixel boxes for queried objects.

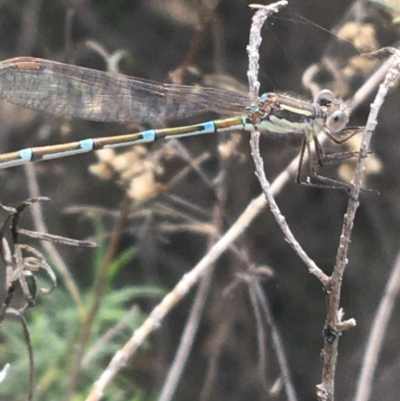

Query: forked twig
[24,163,85,310]
[247,4,328,285]
[0,197,98,400]
[318,48,400,401]
[0,196,97,311]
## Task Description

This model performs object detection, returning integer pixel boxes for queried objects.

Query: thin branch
[247,3,327,284]
[247,2,288,101]
[247,279,269,390]
[239,266,297,401]
[254,281,297,401]
[158,98,229,401]
[318,48,400,401]
[250,136,328,282]
[354,248,400,401]
[158,253,214,401]
[159,166,224,401]
[24,163,84,311]
[82,306,140,368]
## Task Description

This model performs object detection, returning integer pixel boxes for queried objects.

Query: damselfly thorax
[247,89,355,187]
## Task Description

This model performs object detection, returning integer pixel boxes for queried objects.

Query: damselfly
[0,57,356,186]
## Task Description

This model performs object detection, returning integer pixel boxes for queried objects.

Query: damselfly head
[315,89,336,107]
[326,109,349,134]
[315,89,349,134]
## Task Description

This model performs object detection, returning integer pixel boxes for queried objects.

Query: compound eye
[326,110,348,133]
[316,89,335,107]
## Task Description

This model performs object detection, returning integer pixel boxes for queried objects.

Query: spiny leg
[313,134,325,167]
[319,126,369,165]
[324,126,361,145]
[296,131,354,193]
[296,133,327,186]
[321,150,360,165]
[295,135,307,185]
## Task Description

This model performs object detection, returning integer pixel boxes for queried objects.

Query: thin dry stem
[247,2,288,101]
[24,163,84,311]
[247,277,269,389]
[249,132,328,283]
[254,281,297,401]
[319,49,400,401]
[158,144,226,401]
[354,247,400,401]
[247,3,327,284]
[82,306,140,368]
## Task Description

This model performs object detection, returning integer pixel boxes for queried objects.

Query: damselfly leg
[293,90,362,192]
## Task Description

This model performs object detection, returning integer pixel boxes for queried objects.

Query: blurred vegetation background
[1,0,400,400]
